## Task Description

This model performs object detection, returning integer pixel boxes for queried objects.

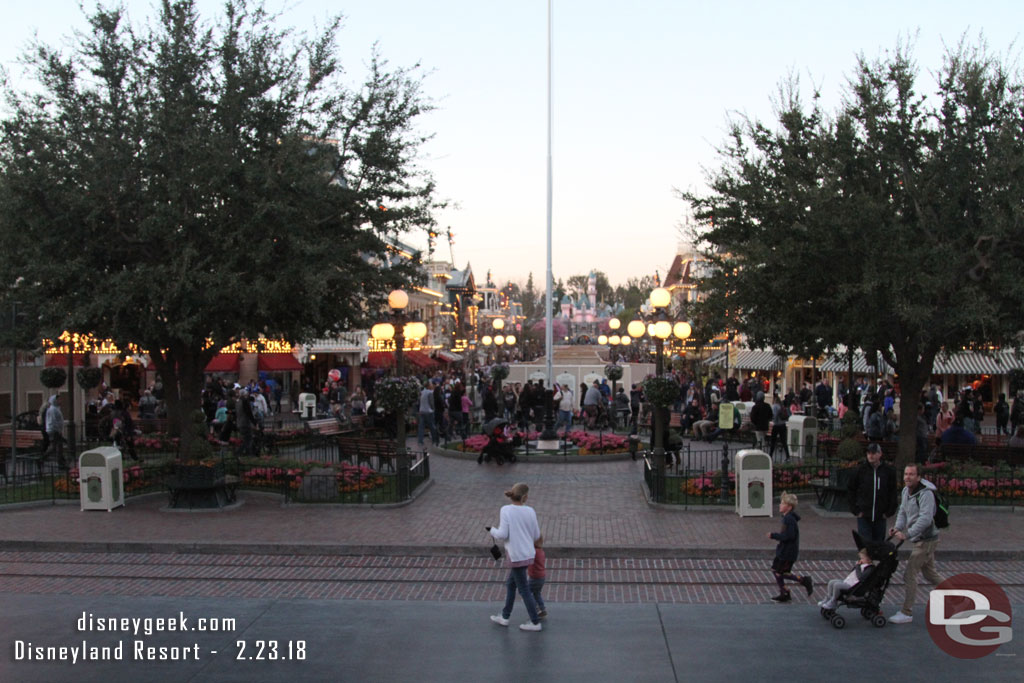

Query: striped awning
[932,350,1024,375]
[819,350,1024,376]
[707,349,785,371]
[820,353,892,375]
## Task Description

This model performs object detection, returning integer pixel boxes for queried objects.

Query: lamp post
[628,288,692,472]
[370,289,427,498]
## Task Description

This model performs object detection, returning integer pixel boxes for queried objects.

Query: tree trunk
[892,348,937,471]
[150,345,212,462]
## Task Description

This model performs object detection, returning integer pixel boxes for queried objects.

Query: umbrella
[482,418,508,434]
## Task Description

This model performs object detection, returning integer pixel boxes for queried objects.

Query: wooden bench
[337,437,401,471]
[934,443,1023,467]
[305,417,345,436]
[165,462,239,508]
[0,429,48,478]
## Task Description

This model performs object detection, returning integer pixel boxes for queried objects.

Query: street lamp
[371,289,426,497]
[628,287,692,472]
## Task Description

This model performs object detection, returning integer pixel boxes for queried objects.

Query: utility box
[735,449,772,517]
[298,392,317,419]
[79,446,124,512]
[787,415,818,459]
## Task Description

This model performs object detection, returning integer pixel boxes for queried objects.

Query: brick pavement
[0,452,1021,557]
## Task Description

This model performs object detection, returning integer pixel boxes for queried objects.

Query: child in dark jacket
[767,492,813,602]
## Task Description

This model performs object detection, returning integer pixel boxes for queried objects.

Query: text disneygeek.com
[10,610,307,664]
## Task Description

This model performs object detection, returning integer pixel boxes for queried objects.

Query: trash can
[787,415,818,459]
[735,449,772,517]
[79,446,124,512]
[298,392,317,419]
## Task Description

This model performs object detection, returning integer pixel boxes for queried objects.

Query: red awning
[405,350,437,369]
[45,354,87,367]
[204,353,240,373]
[257,353,303,372]
[364,351,395,368]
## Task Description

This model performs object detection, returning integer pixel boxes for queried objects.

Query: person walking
[487,483,543,632]
[44,395,66,469]
[418,381,437,446]
[888,463,946,624]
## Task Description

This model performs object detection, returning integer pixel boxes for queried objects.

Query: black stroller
[820,531,902,630]
[479,418,518,465]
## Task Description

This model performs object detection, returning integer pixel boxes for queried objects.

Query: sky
[2,1,1021,288]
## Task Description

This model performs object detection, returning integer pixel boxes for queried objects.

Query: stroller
[820,531,902,629]
[480,418,518,465]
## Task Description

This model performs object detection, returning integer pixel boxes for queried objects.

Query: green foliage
[604,363,623,381]
[76,366,103,390]
[682,42,1024,467]
[643,375,680,408]
[0,1,439,442]
[373,376,422,412]
[40,367,66,389]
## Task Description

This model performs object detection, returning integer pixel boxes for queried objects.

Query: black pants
[769,425,790,459]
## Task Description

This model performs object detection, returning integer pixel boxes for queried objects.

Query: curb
[2,539,1020,562]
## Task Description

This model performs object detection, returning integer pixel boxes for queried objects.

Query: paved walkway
[1,449,1021,557]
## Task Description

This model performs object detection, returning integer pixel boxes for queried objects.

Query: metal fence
[0,434,430,507]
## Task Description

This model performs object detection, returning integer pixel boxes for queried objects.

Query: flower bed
[453,429,628,455]
[336,463,387,493]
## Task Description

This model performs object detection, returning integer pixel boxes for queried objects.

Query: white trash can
[787,415,818,459]
[735,449,772,517]
[298,392,317,419]
[79,446,124,512]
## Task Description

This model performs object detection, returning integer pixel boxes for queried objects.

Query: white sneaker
[519,622,542,632]
[490,615,509,627]
[889,611,913,624]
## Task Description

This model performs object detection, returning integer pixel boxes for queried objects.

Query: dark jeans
[857,515,888,545]
[528,577,546,611]
[502,566,540,624]
[769,424,790,460]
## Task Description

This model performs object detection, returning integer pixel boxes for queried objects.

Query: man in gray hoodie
[888,462,945,624]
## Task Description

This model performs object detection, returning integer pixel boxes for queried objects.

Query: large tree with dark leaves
[683,43,1024,467]
[0,1,439,451]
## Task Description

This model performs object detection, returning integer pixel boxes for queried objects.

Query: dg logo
[927,573,1013,659]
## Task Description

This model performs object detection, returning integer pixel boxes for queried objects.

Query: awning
[204,353,240,373]
[436,350,464,363]
[257,353,303,372]
[820,352,892,375]
[932,351,1021,375]
[45,354,87,367]
[364,351,395,368]
[706,349,785,371]
[405,350,437,369]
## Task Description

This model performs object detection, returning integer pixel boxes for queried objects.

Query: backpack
[931,489,950,529]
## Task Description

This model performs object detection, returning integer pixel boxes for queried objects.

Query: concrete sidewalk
[2,594,1021,683]
[0,453,1022,558]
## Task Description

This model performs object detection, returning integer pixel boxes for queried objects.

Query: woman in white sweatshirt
[487,482,543,632]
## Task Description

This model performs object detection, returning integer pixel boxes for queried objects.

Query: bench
[164,462,239,509]
[0,429,49,479]
[337,437,405,471]
[934,443,1023,467]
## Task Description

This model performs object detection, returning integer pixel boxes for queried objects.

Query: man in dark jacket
[846,442,898,544]
[749,392,773,450]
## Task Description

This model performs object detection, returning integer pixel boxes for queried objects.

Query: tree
[683,42,1024,468]
[0,1,439,452]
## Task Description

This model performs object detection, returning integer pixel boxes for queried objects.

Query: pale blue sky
[2,1,1020,286]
